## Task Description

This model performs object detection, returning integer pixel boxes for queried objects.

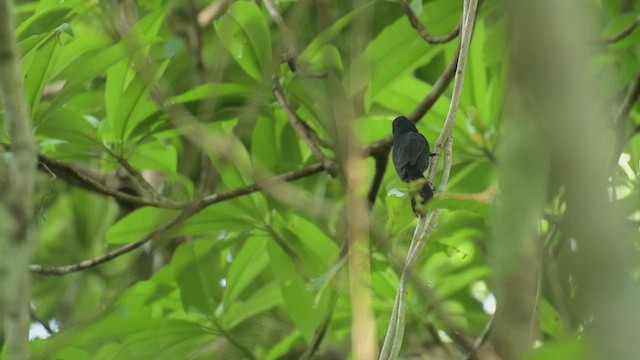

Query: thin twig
[210,317,258,360]
[595,15,640,44]
[379,0,479,355]
[30,163,325,275]
[608,69,640,171]
[465,315,495,360]
[272,79,338,175]
[116,156,164,201]
[401,0,461,44]
[37,154,184,209]
[197,0,231,28]
[30,205,198,276]
[428,0,478,183]
[263,0,328,78]
[300,291,339,360]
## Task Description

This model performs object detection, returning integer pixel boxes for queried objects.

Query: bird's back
[392,132,430,182]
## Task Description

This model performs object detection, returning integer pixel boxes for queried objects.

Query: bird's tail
[410,180,434,217]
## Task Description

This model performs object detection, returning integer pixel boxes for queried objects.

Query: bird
[391,116,434,216]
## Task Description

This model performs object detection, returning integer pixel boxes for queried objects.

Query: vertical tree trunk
[493,0,640,358]
[0,0,39,358]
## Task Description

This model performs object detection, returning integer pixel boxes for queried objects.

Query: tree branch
[30,163,325,275]
[401,0,461,44]
[379,0,479,356]
[37,154,184,209]
[0,0,39,357]
[272,79,338,175]
[464,315,495,360]
[608,69,640,170]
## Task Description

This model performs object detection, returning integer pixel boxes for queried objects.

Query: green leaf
[428,198,492,218]
[434,266,490,298]
[463,19,489,120]
[539,298,565,340]
[267,241,323,340]
[36,107,102,146]
[24,32,59,114]
[126,141,177,173]
[172,240,221,315]
[106,207,178,244]
[109,60,167,144]
[16,6,74,41]
[265,331,302,360]
[172,202,253,238]
[214,1,272,81]
[355,2,456,107]
[223,237,269,305]
[39,29,163,124]
[521,338,588,360]
[252,116,279,170]
[50,35,110,79]
[223,281,282,329]
[300,3,373,60]
[168,83,253,104]
[304,44,344,73]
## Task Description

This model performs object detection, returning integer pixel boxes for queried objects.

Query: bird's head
[392,116,418,137]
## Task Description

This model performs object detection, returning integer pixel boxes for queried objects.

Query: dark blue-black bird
[392,116,434,216]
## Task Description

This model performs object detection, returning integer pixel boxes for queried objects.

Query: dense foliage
[0,0,639,359]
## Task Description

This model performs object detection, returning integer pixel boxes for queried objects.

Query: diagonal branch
[37,154,186,209]
[30,163,325,275]
[401,0,461,44]
[272,79,338,175]
[595,14,640,44]
[379,0,479,357]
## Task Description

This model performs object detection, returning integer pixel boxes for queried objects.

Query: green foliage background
[1,0,639,359]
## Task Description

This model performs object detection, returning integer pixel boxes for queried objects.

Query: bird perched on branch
[391,116,435,216]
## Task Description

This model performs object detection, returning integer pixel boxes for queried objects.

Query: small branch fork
[400,0,461,44]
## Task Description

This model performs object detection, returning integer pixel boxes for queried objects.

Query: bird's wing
[394,133,428,167]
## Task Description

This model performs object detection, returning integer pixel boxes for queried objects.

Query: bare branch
[37,154,185,209]
[401,0,461,44]
[197,0,231,28]
[465,315,495,360]
[116,156,164,200]
[30,206,197,276]
[30,163,325,275]
[428,0,478,183]
[609,69,640,170]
